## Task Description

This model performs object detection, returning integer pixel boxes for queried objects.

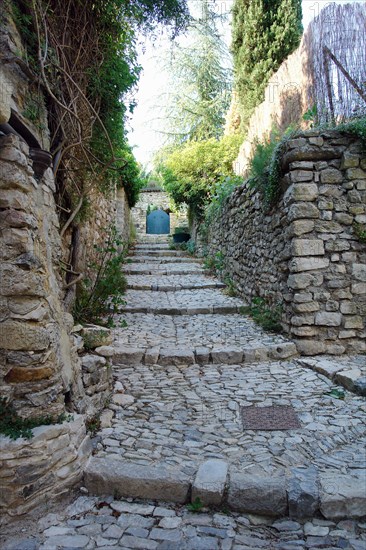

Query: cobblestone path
[3,238,366,550]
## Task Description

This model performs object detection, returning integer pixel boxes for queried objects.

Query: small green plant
[241,297,283,333]
[187,497,204,513]
[224,277,237,297]
[249,125,296,208]
[325,388,345,400]
[73,226,128,327]
[174,226,190,234]
[186,239,196,255]
[302,104,318,127]
[203,251,225,273]
[86,414,101,436]
[0,398,71,440]
[353,222,366,243]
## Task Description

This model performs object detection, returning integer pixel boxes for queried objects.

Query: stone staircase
[83,240,366,521]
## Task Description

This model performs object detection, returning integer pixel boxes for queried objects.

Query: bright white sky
[127,0,362,168]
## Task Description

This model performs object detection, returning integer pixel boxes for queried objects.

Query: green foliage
[160,135,242,216]
[248,126,296,208]
[187,497,204,513]
[0,398,71,440]
[160,0,232,144]
[73,227,128,327]
[302,105,318,127]
[203,251,225,274]
[336,116,366,144]
[205,176,242,224]
[353,222,366,243]
[325,388,345,400]
[232,0,303,129]
[240,297,283,333]
[224,277,237,297]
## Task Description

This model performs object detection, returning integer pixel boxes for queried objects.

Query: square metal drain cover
[241,405,301,430]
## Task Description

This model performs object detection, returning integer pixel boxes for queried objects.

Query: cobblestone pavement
[2,496,366,550]
[113,314,290,350]
[126,273,225,290]
[3,240,366,550]
[97,360,366,477]
[120,289,244,314]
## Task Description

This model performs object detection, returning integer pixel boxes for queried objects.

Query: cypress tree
[232,0,302,129]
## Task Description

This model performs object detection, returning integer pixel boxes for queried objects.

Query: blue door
[146,210,170,234]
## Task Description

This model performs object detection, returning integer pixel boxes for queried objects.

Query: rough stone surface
[192,460,228,506]
[228,473,288,517]
[319,473,366,520]
[84,458,191,503]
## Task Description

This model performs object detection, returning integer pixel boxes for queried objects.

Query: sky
[127,0,362,168]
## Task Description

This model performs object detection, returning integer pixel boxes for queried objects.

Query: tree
[232,0,302,129]
[159,135,242,216]
[158,0,232,144]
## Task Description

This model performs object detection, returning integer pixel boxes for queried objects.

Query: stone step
[83,458,366,520]
[120,288,244,315]
[124,266,205,275]
[110,342,298,366]
[133,245,170,250]
[119,304,241,315]
[127,281,225,291]
[126,256,199,264]
[130,250,187,257]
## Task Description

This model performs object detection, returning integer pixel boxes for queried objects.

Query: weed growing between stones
[240,297,283,333]
[0,398,71,440]
[223,277,237,297]
[187,497,204,513]
[73,226,128,327]
[353,222,366,243]
[203,251,225,274]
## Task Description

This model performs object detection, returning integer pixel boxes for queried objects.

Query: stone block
[325,239,350,252]
[352,283,366,295]
[288,203,319,222]
[113,347,144,365]
[112,394,135,407]
[159,349,195,366]
[144,347,160,365]
[293,293,313,303]
[315,312,342,327]
[319,473,366,519]
[294,339,326,355]
[346,168,366,180]
[291,239,324,257]
[289,171,314,184]
[288,138,307,148]
[287,466,319,519]
[210,348,243,364]
[228,472,287,517]
[335,369,366,396]
[293,301,320,313]
[320,168,343,184]
[289,257,329,273]
[334,212,353,225]
[192,460,228,506]
[81,354,106,373]
[340,152,359,169]
[288,220,315,236]
[0,320,50,351]
[287,272,322,290]
[352,264,366,283]
[291,314,315,326]
[315,220,343,233]
[84,458,190,503]
[4,366,53,383]
[268,343,297,359]
[195,347,210,364]
[95,346,115,358]
[340,301,358,315]
[343,316,364,330]
[81,325,112,349]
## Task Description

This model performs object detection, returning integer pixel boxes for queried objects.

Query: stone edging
[84,457,366,521]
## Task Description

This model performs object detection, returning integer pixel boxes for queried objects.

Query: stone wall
[233,3,366,177]
[196,129,366,356]
[132,188,187,236]
[0,415,91,526]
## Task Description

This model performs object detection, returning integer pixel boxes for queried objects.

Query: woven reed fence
[305,2,366,123]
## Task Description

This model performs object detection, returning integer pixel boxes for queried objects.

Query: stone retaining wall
[0,415,91,526]
[196,129,366,355]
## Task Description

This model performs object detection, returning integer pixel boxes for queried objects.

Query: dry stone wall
[197,129,366,356]
[0,415,91,526]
